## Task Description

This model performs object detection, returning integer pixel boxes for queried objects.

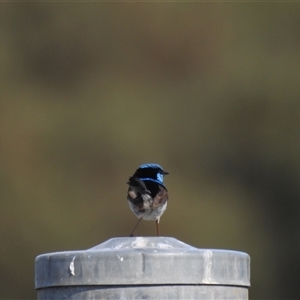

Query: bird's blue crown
[139,163,164,170]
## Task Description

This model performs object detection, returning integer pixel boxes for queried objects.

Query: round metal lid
[35,237,250,289]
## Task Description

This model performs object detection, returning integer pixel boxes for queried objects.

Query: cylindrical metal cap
[35,237,250,289]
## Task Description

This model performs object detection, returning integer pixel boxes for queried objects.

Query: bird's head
[133,163,169,187]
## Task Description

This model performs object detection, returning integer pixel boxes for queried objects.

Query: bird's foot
[129,233,138,237]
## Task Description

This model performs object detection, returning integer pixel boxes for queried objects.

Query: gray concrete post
[35,237,250,299]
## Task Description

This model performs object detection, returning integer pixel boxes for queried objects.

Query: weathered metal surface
[35,237,250,300]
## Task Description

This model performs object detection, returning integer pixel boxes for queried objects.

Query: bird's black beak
[163,171,169,175]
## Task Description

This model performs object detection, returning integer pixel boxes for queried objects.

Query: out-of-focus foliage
[1,3,300,299]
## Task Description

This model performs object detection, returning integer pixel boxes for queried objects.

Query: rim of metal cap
[35,237,250,289]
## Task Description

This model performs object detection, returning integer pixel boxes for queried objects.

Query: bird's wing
[127,177,150,195]
[152,185,168,208]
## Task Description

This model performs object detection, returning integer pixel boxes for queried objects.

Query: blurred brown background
[1,2,300,299]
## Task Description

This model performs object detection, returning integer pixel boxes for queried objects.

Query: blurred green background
[1,2,300,299]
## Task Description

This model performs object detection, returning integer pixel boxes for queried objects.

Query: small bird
[127,163,169,236]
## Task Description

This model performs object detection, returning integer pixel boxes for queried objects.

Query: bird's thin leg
[155,220,160,236]
[129,217,143,237]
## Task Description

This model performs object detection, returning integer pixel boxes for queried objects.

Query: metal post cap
[35,237,250,289]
